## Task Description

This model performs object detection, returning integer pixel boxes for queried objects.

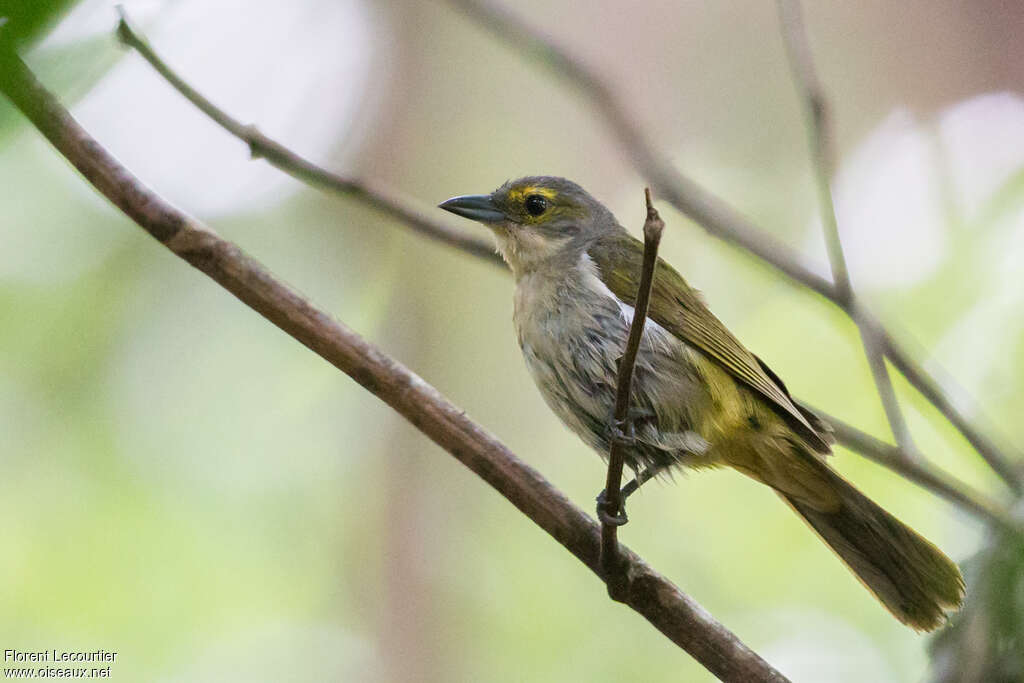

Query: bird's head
[439,176,615,276]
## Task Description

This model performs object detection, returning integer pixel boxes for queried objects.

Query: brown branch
[113,8,502,268]
[0,48,791,683]
[600,188,664,598]
[115,8,1021,531]
[776,0,919,459]
[447,0,1024,494]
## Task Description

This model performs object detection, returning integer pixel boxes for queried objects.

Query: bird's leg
[621,463,664,499]
[596,463,665,525]
[596,406,656,526]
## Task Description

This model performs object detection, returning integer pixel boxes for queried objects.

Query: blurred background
[2,1,1023,681]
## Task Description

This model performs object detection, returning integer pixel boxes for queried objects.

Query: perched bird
[440,176,964,631]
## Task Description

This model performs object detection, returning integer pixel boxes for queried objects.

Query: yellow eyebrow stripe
[507,186,558,203]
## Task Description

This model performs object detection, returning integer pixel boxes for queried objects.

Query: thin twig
[114,8,502,267]
[0,48,791,683]
[806,404,1020,535]
[600,189,664,599]
[777,0,919,460]
[855,314,919,457]
[879,331,1023,491]
[118,9,1020,525]
[448,0,1024,493]
[774,0,844,293]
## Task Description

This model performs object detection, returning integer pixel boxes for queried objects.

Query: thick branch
[777,0,918,459]
[600,189,664,595]
[0,49,790,683]
[448,0,1023,493]
[114,9,502,267]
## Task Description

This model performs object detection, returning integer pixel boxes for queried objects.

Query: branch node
[605,557,632,603]
[240,124,266,159]
[643,187,664,243]
[114,6,133,48]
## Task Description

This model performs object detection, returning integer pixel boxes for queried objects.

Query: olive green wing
[589,230,833,454]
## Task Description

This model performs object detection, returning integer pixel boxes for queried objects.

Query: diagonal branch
[600,189,664,597]
[447,0,1023,494]
[879,336,1021,488]
[805,405,1020,534]
[114,9,501,267]
[776,0,918,459]
[0,48,791,683]
[115,9,1019,530]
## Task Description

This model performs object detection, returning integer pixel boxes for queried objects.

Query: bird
[439,175,964,631]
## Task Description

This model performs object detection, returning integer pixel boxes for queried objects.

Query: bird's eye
[525,194,548,216]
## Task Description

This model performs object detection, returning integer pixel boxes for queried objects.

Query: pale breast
[512,259,710,471]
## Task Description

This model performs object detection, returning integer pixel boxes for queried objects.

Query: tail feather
[780,463,964,631]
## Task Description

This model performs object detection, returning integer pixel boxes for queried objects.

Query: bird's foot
[595,489,629,526]
[607,406,655,447]
[609,418,636,447]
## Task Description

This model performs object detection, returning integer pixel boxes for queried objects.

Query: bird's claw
[610,418,636,447]
[596,489,629,526]
[607,406,654,447]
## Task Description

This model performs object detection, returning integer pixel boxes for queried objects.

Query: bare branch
[774,1,844,295]
[114,8,502,267]
[854,314,919,457]
[447,0,1023,493]
[0,48,792,683]
[600,188,664,597]
[879,329,1024,492]
[806,405,1020,535]
[777,0,918,460]
[777,0,1021,534]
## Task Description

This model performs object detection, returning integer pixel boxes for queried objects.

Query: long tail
[778,459,965,631]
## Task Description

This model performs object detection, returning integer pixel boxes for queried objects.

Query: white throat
[491,227,573,280]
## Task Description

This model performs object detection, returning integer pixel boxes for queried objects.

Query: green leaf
[0,3,125,145]
[0,0,79,50]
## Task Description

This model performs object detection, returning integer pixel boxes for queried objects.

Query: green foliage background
[2,2,1023,681]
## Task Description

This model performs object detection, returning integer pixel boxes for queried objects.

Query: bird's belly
[516,297,710,471]
[519,329,620,455]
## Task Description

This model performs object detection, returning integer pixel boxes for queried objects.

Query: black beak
[438,194,505,222]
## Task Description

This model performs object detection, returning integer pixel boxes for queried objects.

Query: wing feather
[589,230,832,453]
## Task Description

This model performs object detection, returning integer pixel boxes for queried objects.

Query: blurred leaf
[0,1,125,144]
[929,520,1024,682]
[0,0,78,50]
